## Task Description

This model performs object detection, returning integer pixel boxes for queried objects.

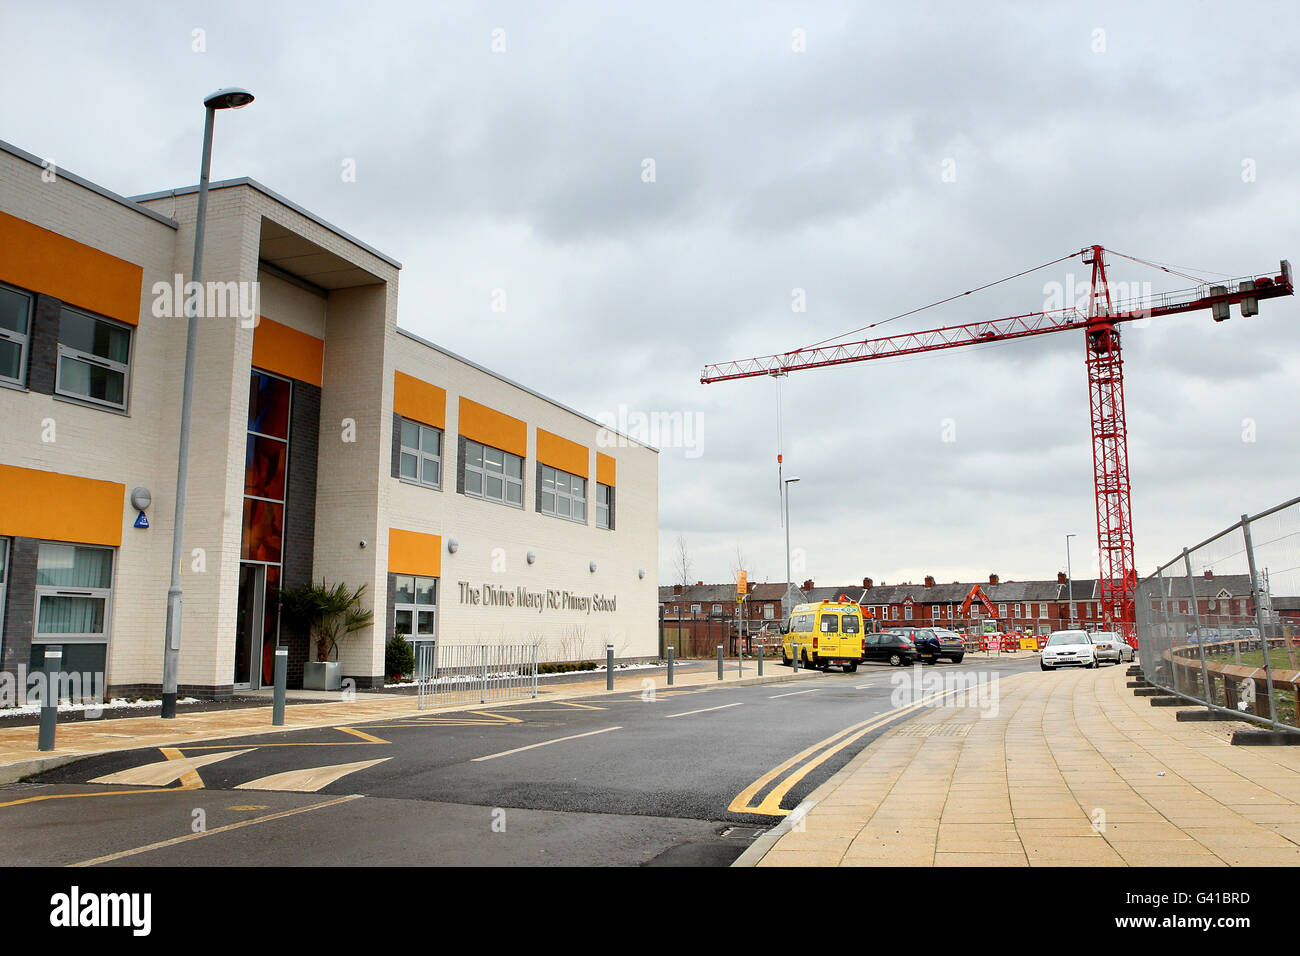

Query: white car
[1090,631,1130,664]
[1040,630,1097,670]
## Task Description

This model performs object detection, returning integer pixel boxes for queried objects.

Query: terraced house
[0,139,658,699]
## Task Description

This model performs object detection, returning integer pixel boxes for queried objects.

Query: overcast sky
[4,1,1297,593]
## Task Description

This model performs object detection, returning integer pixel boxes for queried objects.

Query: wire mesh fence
[1135,495,1300,732]
[415,642,540,709]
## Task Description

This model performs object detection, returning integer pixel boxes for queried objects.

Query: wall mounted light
[638,569,646,579]
[448,538,459,554]
[589,561,598,573]
[527,551,536,564]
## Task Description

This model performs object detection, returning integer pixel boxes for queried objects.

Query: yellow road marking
[336,726,389,743]
[226,805,269,811]
[472,726,622,762]
[171,726,391,750]
[0,786,182,809]
[67,794,363,867]
[730,690,960,816]
[236,757,391,793]
[161,747,206,789]
[88,749,253,788]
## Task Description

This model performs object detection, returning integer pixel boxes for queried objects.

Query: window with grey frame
[463,439,524,508]
[34,543,113,644]
[55,305,131,410]
[540,464,586,523]
[399,418,443,489]
[393,575,437,644]
[0,284,32,389]
[595,482,613,529]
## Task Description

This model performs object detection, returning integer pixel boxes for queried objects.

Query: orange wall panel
[0,464,124,547]
[0,211,143,326]
[458,397,526,458]
[252,317,324,386]
[393,371,446,428]
[388,528,442,578]
[596,452,616,487]
[536,429,589,478]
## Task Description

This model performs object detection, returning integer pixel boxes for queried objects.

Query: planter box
[303,661,342,691]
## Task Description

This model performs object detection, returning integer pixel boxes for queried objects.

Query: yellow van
[783,601,865,672]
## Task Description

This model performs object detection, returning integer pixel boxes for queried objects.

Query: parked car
[929,628,968,663]
[883,627,943,664]
[1092,632,1133,660]
[1040,630,1097,670]
[1089,631,1127,664]
[862,629,921,667]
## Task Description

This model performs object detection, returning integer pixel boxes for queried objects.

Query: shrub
[386,635,415,679]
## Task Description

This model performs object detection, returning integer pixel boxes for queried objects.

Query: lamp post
[1065,533,1077,629]
[783,476,801,614]
[161,88,255,719]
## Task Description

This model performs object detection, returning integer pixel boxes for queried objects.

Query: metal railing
[1135,495,1300,733]
[416,642,540,709]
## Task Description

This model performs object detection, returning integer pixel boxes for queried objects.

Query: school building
[0,138,658,698]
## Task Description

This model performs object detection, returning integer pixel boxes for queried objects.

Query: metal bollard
[38,645,61,752]
[606,644,615,691]
[758,643,764,677]
[666,645,675,685]
[272,646,288,726]
[717,645,723,680]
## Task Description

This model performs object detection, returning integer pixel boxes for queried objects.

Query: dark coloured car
[863,629,922,667]
[880,626,944,664]
[926,628,968,664]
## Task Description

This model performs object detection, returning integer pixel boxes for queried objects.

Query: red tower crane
[701,246,1293,642]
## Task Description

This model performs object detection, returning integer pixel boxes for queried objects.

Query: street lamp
[161,88,255,719]
[783,476,801,606]
[1065,533,1077,628]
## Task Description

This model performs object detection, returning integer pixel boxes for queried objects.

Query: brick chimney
[1203,570,1213,579]
[924,575,935,588]
[802,579,815,590]
[863,577,873,589]
[697,581,704,586]
[1057,572,1067,585]
[673,584,682,595]
[989,573,999,586]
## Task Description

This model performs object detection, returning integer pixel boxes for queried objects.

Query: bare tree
[673,534,693,589]
[729,542,748,583]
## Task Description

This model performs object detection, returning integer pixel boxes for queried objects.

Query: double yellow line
[729,688,959,816]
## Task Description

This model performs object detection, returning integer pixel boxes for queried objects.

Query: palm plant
[279,581,375,662]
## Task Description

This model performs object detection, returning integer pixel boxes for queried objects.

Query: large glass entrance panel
[235,563,265,688]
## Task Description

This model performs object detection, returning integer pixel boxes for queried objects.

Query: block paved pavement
[753,661,1300,866]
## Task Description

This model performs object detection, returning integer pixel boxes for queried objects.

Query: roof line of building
[395,327,660,454]
[130,177,403,270]
[0,139,180,229]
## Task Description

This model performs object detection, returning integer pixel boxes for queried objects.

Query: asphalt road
[2,656,1037,866]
